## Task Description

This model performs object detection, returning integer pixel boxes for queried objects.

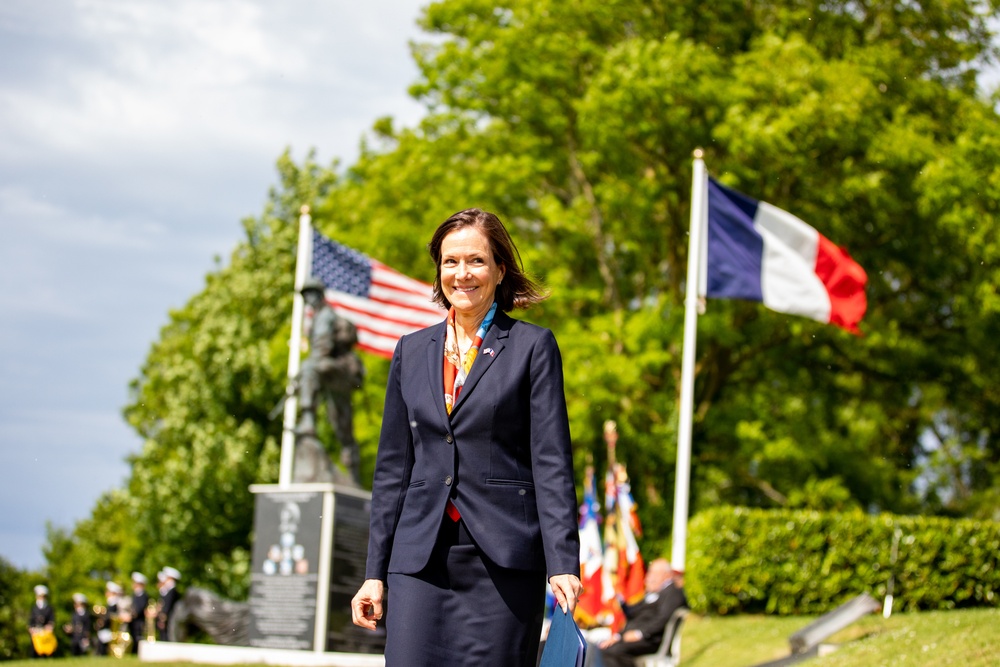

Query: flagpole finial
[300,204,310,215]
[693,148,704,159]
[603,420,618,447]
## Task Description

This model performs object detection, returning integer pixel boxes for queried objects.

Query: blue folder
[540,606,586,667]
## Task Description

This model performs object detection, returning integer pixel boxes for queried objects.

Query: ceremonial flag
[601,463,645,632]
[600,466,622,630]
[612,466,645,606]
[575,466,605,628]
[311,230,446,358]
[703,177,867,334]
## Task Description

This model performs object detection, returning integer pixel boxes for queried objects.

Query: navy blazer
[365,310,580,580]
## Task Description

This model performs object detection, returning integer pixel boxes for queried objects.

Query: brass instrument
[110,597,134,658]
[108,617,133,658]
[93,601,134,658]
[146,603,158,642]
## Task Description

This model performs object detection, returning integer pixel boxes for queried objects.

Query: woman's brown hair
[428,208,547,312]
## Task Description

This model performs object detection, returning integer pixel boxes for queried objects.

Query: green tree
[117,153,336,597]
[329,0,1000,530]
[50,0,1000,597]
[0,556,30,660]
[37,490,146,616]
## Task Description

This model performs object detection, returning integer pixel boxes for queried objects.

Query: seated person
[595,559,687,667]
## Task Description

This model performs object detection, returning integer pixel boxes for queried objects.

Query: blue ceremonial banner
[540,606,586,667]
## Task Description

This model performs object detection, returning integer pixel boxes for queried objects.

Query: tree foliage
[45,0,1000,596]
[347,0,1000,528]
[0,556,31,659]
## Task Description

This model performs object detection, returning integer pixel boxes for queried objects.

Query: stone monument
[245,274,382,656]
[246,483,384,654]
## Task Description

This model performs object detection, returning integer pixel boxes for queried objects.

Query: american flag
[311,229,445,358]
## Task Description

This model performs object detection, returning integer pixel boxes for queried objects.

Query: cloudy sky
[0,0,429,570]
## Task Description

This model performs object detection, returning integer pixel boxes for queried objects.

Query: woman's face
[439,226,504,319]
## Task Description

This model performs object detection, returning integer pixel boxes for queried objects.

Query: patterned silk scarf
[443,302,497,415]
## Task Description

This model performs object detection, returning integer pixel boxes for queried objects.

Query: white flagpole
[278,205,314,487]
[671,149,707,571]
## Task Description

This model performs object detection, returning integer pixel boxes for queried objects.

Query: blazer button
[518,489,526,496]
[444,476,453,486]
[445,434,453,444]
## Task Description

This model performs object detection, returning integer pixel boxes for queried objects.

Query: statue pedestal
[247,484,384,655]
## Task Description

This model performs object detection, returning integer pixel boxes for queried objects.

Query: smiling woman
[439,226,504,332]
[430,208,548,313]
[351,208,582,667]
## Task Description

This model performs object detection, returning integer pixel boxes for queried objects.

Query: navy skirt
[385,518,546,667]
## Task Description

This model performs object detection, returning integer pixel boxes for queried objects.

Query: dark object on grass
[169,587,250,646]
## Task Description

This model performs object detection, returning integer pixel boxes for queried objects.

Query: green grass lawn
[680,607,1000,667]
[6,608,998,666]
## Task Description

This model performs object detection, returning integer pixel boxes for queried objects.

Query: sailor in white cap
[157,567,181,641]
[67,593,92,655]
[129,573,150,652]
[28,584,55,657]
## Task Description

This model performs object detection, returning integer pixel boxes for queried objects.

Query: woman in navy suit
[351,208,582,666]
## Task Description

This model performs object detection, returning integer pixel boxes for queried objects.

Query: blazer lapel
[450,311,512,416]
[425,321,450,426]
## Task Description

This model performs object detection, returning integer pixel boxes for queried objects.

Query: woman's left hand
[549,573,583,614]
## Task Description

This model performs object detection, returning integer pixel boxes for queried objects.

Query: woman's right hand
[350,579,385,630]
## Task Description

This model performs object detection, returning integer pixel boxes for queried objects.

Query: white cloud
[0,0,429,570]
[1,0,426,163]
[0,186,171,319]
[0,186,165,249]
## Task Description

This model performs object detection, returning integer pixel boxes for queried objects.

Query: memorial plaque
[248,489,324,650]
[326,491,385,653]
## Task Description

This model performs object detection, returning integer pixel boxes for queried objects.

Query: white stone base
[140,641,384,667]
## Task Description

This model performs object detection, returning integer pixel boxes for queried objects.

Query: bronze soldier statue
[295,278,365,484]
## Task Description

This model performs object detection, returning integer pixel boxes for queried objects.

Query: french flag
[702,177,867,334]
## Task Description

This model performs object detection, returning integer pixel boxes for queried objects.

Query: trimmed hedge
[685,507,1000,615]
